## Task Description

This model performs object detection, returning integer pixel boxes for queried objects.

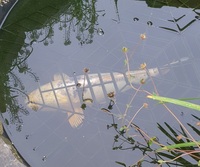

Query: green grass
[147,94,200,111]
[157,141,200,151]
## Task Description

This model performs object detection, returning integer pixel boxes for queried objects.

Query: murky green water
[1,0,200,166]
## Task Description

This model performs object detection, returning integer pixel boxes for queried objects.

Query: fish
[26,57,189,128]
[25,69,160,127]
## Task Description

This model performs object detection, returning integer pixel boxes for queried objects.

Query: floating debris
[133,17,139,21]
[140,78,146,84]
[83,68,89,73]
[107,91,115,98]
[140,33,146,40]
[196,122,200,126]
[176,135,183,141]
[195,15,200,20]
[42,156,47,161]
[143,103,148,108]
[101,108,111,114]
[147,21,153,26]
[76,83,82,87]
[97,28,104,36]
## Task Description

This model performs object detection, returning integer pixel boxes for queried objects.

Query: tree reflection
[25,0,105,46]
[133,1,200,33]
[0,0,106,131]
[0,0,10,7]
[0,41,39,131]
[139,0,200,8]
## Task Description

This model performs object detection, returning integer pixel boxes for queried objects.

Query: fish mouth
[27,101,40,111]
[25,96,40,111]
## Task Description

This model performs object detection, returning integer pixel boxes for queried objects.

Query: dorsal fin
[54,73,70,81]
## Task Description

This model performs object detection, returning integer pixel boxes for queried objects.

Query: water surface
[1,0,200,166]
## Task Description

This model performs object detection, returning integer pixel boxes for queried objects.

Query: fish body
[26,67,162,128]
[27,57,189,127]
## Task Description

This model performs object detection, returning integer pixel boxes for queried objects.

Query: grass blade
[157,141,200,151]
[147,95,200,111]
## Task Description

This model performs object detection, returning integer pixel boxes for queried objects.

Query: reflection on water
[141,0,200,9]
[0,0,103,131]
[133,9,200,33]
[25,0,104,46]
[0,0,10,7]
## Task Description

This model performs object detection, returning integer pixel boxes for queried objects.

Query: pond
[0,0,200,166]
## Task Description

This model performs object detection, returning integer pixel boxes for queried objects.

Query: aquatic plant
[103,33,200,167]
[105,107,200,166]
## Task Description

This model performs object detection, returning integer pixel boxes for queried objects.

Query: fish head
[25,76,85,128]
[25,79,67,111]
[26,89,43,111]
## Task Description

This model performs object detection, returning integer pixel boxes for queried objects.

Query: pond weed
[102,33,200,167]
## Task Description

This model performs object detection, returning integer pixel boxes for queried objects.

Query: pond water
[1,0,200,166]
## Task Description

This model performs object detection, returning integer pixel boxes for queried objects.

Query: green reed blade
[147,95,200,111]
[157,141,200,151]
[178,98,200,101]
[159,98,200,104]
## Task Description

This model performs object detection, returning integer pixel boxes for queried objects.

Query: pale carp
[26,57,188,128]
